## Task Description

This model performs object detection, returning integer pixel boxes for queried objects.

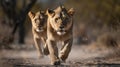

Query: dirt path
[0,41,120,67]
[0,45,119,67]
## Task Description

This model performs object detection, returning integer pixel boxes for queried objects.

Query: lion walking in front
[46,5,74,65]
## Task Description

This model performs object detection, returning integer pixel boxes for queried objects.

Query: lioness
[46,6,74,65]
[28,11,49,58]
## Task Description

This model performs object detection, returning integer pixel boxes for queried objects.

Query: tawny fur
[46,6,75,65]
[28,11,49,58]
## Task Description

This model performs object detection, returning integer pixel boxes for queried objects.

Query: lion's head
[28,11,47,32]
[47,6,74,35]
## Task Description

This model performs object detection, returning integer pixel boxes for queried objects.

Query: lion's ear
[46,9,55,17]
[28,11,35,19]
[68,8,75,16]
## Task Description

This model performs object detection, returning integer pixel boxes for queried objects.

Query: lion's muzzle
[56,28,66,35]
[36,27,44,32]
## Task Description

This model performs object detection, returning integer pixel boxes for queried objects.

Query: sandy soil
[0,37,120,67]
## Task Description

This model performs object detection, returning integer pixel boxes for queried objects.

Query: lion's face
[47,6,74,35]
[28,11,47,32]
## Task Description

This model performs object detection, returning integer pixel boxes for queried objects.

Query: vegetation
[65,0,120,30]
[0,0,120,47]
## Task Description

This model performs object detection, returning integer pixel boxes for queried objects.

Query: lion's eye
[64,17,69,23]
[40,16,43,19]
[55,17,60,22]
[55,18,58,21]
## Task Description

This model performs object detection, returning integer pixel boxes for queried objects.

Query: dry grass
[96,33,118,49]
[87,32,120,60]
[91,33,118,49]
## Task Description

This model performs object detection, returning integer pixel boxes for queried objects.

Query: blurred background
[0,0,120,66]
[0,0,120,47]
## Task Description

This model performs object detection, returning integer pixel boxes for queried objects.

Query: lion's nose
[38,25,42,27]
[60,25,64,29]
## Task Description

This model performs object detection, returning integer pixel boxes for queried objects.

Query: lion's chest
[49,31,72,41]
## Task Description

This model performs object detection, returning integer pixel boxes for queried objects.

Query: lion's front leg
[41,37,49,55]
[47,39,60,65]
[59,38,73,62]
[34,38,43,58]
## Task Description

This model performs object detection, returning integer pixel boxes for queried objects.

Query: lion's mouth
[36,28,44,32]
[56,30,66,35]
